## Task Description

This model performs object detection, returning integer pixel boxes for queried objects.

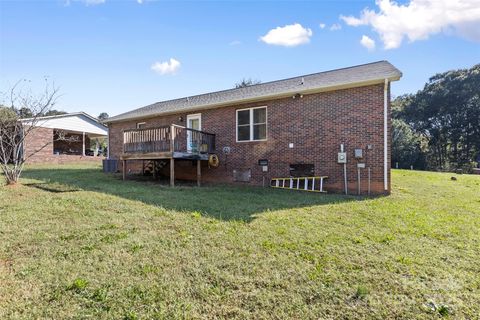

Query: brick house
[21,112,108,164]
[105,61,402,194]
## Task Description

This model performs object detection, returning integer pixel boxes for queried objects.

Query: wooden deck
[120,151,209,161]
[120,124,215,187]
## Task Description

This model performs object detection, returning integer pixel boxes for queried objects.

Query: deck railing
[123,124,215,154]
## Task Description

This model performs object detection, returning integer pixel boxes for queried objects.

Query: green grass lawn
[1,164,479,319]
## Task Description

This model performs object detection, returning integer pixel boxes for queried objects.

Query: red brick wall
[23,127,54,163]
[23,127,103,164]
[109,83,392,194]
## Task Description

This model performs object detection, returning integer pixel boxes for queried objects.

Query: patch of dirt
[0,259,13,274]
[5,183,19,188]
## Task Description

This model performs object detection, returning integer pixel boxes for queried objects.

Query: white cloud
[360,35,376,50]
[340,15,365,27]
[229,40,242,46]
[137,0,144,3]
[151,58,181,75]
[341,0,480,49]
[319,23,326,29]
[330,23,342,31]
[260,23,313,47]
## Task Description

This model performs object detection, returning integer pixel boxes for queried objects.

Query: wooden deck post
[197,160,201,187]
[122,160,126,180]
[170,158,175,187]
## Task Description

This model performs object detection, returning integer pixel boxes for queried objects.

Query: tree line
[392,64,480,172]
[11,106,109,122]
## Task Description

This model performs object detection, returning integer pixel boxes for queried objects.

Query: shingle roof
[105,60,402,123]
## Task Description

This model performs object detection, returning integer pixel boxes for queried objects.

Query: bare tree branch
[0,80,60,185]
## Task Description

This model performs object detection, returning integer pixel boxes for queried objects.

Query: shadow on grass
[22,167,366,222]
[24,183,82,193]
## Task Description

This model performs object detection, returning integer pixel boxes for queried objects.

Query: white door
[186,114,201,152]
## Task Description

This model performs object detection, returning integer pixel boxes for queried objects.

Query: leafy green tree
[98,112,109,121]
[396,64,480,172]
[17,107,33,118]
[8,107,66,118]
[0,106,18,123]
[392,119,426,169]
[391,94,414,119]
[235,78,261,88]
[44,109,67,116]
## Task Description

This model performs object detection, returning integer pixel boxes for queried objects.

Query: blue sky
[1,0,479,117]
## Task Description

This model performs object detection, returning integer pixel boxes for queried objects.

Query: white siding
[34,114,107,136]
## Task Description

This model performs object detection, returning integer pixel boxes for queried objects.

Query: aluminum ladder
[271,176,328,193]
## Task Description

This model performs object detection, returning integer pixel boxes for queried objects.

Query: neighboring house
[105,61,402,194]
[21,112,108,164]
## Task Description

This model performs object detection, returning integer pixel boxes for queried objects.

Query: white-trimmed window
[236,106,267,142]
[136,122,146,129]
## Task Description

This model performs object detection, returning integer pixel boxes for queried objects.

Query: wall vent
[233,169,251,182]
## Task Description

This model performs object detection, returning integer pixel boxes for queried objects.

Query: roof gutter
[104,76,401,124]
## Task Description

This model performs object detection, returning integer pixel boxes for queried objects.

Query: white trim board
[236,106,268,142]
[24,113,107,136]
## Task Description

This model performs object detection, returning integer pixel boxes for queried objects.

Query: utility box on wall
[354,149,363,159]
[258,159,268,172]
[258,159,268,166]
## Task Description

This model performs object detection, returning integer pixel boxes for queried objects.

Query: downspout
[107,126,110,159]
[384,79,389,191]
